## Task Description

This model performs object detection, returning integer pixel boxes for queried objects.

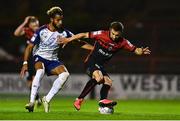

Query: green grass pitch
[0,94,180,120]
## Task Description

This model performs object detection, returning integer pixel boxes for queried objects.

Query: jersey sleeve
[24,27,28,34]
[122,39,136,52]
[29,30,40,45]
[89,30,102,39]
[65,30,74,37]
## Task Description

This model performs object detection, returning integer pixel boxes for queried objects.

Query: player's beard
[52,22,62,30]
[113,35,122,42]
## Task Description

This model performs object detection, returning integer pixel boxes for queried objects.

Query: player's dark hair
[47,6,63,18]
[27,16,38,25]
[110,21,124,32]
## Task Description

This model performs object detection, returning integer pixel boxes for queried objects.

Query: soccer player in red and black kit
[14,16,41,106]
[58,21,151,110]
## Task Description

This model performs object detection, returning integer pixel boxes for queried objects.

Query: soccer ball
[98,107,114,114]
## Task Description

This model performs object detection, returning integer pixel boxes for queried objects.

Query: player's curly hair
[47,6,63,18]
[110,21,124,33]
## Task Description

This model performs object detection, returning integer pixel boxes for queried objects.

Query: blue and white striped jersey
[30,25,73,61]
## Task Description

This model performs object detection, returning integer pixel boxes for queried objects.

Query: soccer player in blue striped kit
[14,16,42,107]
[20,6,93,113]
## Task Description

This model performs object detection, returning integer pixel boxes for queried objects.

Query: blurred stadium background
[0,0,180,119]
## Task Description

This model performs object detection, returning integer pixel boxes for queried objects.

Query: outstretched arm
[123,39,151,55]
[57,32,89,45]
[79,40,94,50]
[134,47,151,55]
[14,16,32,36]
[81,43,94,51]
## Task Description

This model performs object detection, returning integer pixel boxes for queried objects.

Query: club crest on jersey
[40,31,48,40]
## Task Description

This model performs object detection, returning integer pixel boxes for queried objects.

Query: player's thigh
[34,61,44,70]
[51,65,68,75]
[92,70,104,83]
[103,76,112,86]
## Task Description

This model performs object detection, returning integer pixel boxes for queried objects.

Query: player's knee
[58,71,70,84]
[32,69,44,87]
[92,70,104,83]
[104,79,112,86]
[34,69,45,80]
[94,76,104,83]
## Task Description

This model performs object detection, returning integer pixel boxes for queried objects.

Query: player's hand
[24,16,33,24]
[20,64,28,78]
[142,47,151,55]
[57,37,71,45]
[135,47,151,55]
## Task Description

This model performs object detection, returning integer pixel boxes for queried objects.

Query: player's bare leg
[74,70,104,110]
[42,65,69,113]
[25,62,44,112]
[99,76,117,107]
[27,77,42,108]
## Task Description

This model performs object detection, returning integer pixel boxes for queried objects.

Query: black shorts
[27,54,36,81]
[85,62,108,77]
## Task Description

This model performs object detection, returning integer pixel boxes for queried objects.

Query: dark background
[0,0,180,74]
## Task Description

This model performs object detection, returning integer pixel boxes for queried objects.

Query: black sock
[78,79,97,99]
[100,84,111,100]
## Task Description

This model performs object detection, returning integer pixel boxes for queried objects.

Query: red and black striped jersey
[85,30,136,64]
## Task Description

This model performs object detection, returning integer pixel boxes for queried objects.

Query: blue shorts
[34,55,64,76]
